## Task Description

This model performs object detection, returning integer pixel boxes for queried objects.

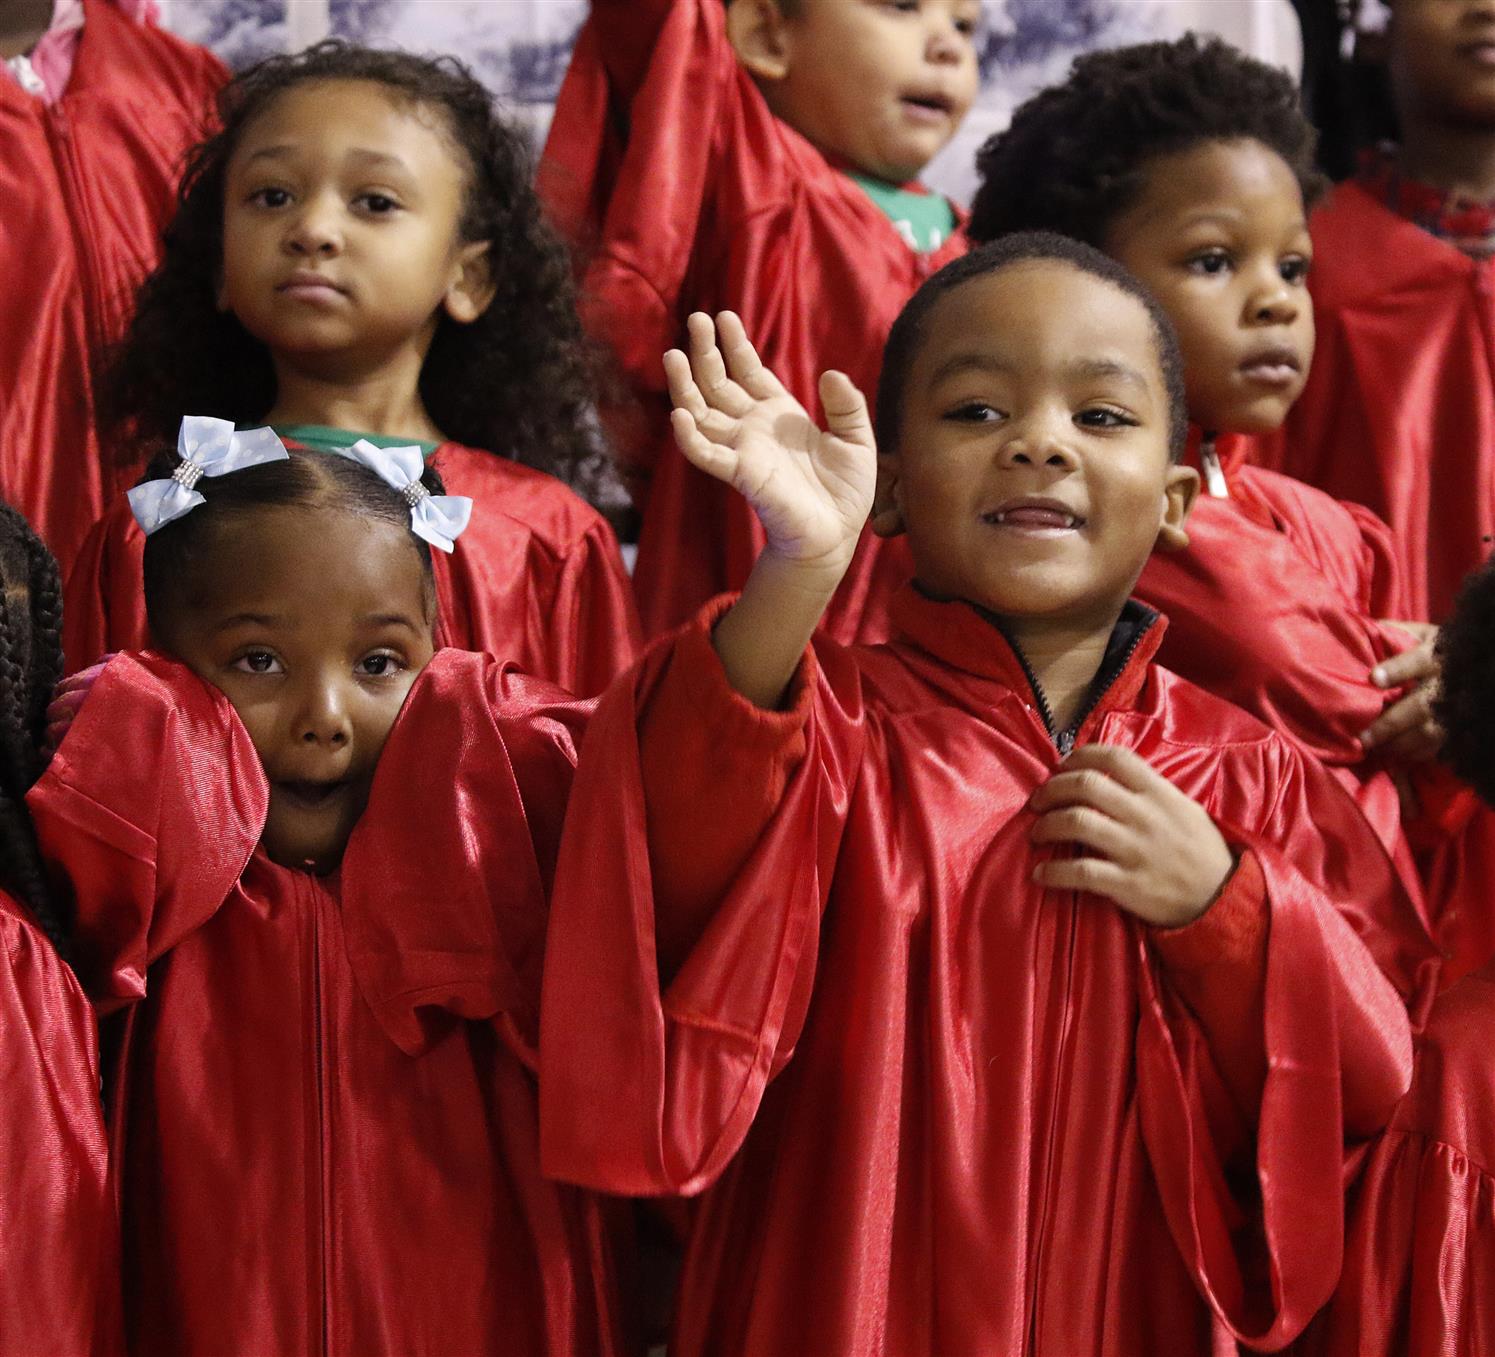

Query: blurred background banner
[157,0,1304,203]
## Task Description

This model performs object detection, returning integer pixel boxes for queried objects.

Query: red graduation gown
[0,890,118,1357]
[539,0,965,645]
[540,587,1429,1356]
[1140,429,1495,981]
[1298,961,1495,1356]
[28,650,629,1357]
[1265,182,1495,623]
[62,441,642,694]
[0,0,225,573]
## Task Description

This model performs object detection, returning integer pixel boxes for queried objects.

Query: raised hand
[1029,744,1235,928]
[665,311,876,584]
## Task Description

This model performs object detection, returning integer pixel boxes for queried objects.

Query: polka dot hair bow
[127,416,290,535]
[334,439,473,553]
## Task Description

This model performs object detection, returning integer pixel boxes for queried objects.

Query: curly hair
[968,35,1326,248]
[876,232,1189,463]
[0,502,69,956]
[1435,562,1495,806]
[98,41,607,498]
[141,443,446,640]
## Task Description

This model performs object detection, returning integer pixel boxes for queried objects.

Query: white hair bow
[127,416,290,535]
[334,440,472,553]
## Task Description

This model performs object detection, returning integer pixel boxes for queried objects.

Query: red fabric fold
[27,650,628,1357]
[541,592,1426,1355]
[62,441,641,693]
[539,0,964,645]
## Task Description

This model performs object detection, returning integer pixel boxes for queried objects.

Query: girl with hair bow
[32,425,632,1357]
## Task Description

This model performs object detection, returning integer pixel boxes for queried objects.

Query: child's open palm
[665,311,875,583]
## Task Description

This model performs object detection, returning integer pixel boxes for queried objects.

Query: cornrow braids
[0,502,69,955]
[969,35,1326,249]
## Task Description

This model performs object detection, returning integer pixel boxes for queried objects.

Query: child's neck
[1399,118,1495,202]
[999,608,1126,736]
[264,352,446,446]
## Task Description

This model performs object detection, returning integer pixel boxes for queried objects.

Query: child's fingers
[1370,643,1438,690]
[685,313,754,418]
[1361,686,1440,754]
[820,371,875,450]
[1055,743,1159,794]
[715,312,785,401]
[664,348,711,421]
[1033,854,1127,902]
[670,408,737,482]
[1030,806,1135,863]
[1028,762,1137,820]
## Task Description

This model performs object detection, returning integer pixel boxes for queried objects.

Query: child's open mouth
[901,94,953,123]
[983,500,1085,532]
[275,779,351,811]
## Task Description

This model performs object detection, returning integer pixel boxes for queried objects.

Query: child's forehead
[1117,138,1306,232]
[233,78,456,166]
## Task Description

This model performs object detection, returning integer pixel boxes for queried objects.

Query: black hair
[99,41,607,498]
[968,35,1326,249]
[0,502,69,955]
[1435,561,1495,806]
[875,231,1189,461]
[140,443,443,639]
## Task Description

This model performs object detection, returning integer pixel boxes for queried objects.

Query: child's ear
[870,452,907,538]
[1154,464,1200,553]
[726,0,794,82]
[443,241,496,325]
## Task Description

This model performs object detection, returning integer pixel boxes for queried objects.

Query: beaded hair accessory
[127,416,290,535]
[333,440,472,554]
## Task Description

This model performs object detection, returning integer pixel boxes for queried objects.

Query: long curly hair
[0,502,69,955]
[98,41,607,496]
[968,35,1326,248]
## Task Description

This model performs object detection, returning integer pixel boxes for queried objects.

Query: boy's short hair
[875,231,1189,462]
[1435,562,1495,806]
[967,35,1325,247]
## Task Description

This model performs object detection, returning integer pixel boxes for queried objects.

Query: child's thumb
[819,371,874,449]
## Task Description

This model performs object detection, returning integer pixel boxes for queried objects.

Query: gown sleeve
[540,604,864,1196]
[0,902,120,1357]
[545,514,643,698]
[25,652,266,1009]
[1134,733,1425,1351]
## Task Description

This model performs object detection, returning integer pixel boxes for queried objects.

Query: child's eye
[1075,406,1137,430]
[249,187,293,209]
[355,193,401,215]
[1186,249,1232,276]
[954,16,977,36]
[1280,254,1311,284]
[357,652,405,678]
[233,649,283,675]
[884,0,920,13]
[945,401,1002,423]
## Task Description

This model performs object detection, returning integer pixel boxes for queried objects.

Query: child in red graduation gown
[0,500,118,1357]
[1298,563,1495,1355]
[1264,0,1495,626]
[30,432,629,1356]
[66,42,638,694]
[968,35,1495,980]
[541,0,976,644]
[1,0,225,574]
[540,238,1433,1356]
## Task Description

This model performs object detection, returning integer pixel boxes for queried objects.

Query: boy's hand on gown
[1362,620,1442,764]
[43,656,115,756]
[665,310,875,590]
[1029,744,1235,928]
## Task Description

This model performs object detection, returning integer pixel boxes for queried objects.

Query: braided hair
[0,502,69,953]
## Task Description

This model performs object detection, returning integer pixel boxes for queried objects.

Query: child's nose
[999,415,1077,471]
[284,200,344,258]
[924,13,969,63]
[294,680,352,747]
[1248,277,1299,326]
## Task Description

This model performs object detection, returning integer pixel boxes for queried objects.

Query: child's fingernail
[1359,729,1376,747]
[1371,667,1388,686]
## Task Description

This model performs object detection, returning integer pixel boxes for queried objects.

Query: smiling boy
[541,236,1425,1356]
[541,0,977,644]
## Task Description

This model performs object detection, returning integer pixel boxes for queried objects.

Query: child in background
[542,0,977,643]
[67,43,638,695]
[540,239,1429,1356]
[0,501,117,1357]
[1267,0,1495,625]
[1,0,225,572]
[31,432,629,1356]
[1300,566,1495,1355]
[967,36,1495,977]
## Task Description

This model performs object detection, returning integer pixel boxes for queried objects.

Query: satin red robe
[28,650,629,1357]
[62,441,641,692]
[1264,181,1495,623]
[540,0,964,644]
[1139,429,1495,980]
[540,587,1431,1356]
[1297,961,1495,1355]
[0,889,118,1357]
[0,0,224,573]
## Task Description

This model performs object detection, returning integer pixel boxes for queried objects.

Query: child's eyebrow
[212,611,289,631]
[359,612,424,633]
[1067,358,1151,394]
